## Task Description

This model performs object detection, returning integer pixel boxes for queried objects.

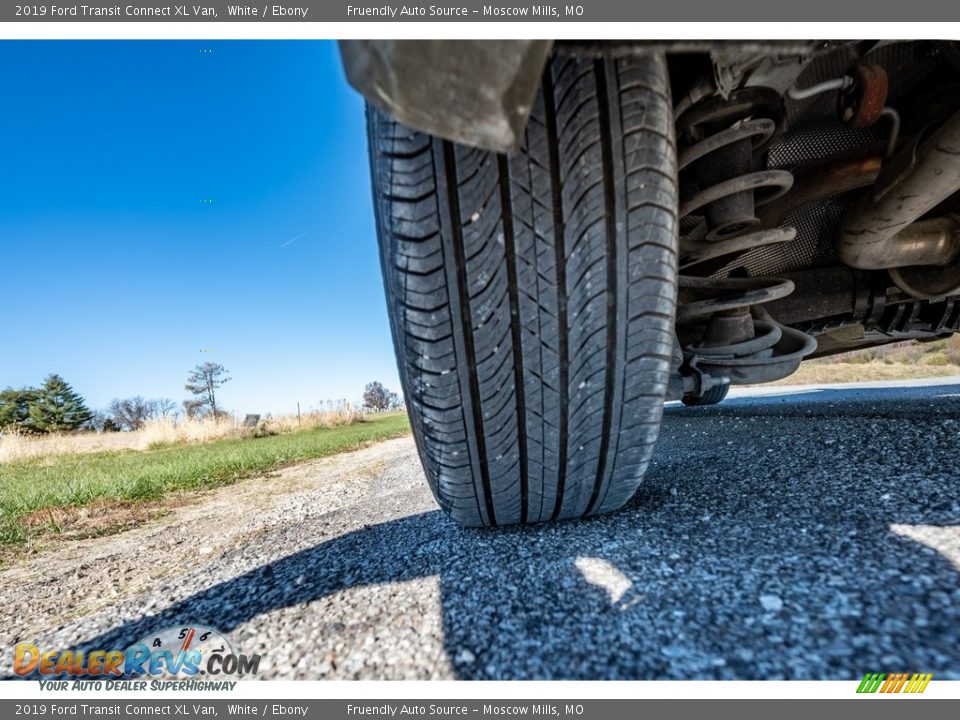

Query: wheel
[681,382,730,406]
[367,53,678,526]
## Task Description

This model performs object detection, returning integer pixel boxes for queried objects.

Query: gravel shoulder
[3,380,960,680]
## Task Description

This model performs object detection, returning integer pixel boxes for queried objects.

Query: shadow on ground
[48,385,960,679]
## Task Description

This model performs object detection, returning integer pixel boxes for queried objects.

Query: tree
[362,381,398,411]
[182,399,206,419]
[107,396,153,431]
[184,363,231,418]
[0,387,38,430]
[86,410,120,433]
[26,374,93,433]
[105,397,181,431]
[152,398,179,418]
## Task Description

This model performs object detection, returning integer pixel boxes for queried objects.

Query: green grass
[0,413,410,547]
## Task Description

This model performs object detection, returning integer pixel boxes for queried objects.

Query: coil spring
[675,88,817,387]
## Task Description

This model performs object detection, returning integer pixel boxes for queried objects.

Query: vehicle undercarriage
[344,40,960,525]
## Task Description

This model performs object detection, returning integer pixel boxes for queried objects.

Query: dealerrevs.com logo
[14,625,260,684]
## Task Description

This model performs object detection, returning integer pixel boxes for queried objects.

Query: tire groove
[542,63,569,522]
[586,57,620,516]
[441,140,497,526]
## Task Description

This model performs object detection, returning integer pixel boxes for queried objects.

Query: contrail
[280,228,313,248]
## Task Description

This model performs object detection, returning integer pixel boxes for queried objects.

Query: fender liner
[339,40,552,153]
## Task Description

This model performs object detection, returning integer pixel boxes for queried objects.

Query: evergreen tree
[0,387,39,430]
[26,374,93,433]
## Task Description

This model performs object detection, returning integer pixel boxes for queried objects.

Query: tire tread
[368,53,677,526]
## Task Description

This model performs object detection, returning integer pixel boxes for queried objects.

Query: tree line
[0,367,403,434]
[0,362,232,433]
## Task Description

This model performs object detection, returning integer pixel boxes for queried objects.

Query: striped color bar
[905,673,933,693]
[857,672,932,693]
[857,673,885,693]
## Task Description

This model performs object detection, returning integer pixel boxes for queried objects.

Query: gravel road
[3,378,960,680]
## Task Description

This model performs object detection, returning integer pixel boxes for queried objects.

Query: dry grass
[0,405,364,464]
[19,498,174,543]
[770,335,960,386]
[770,362,960,386]
[0,429,142,462]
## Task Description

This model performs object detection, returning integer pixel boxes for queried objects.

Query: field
[0,406,363,463]
[0,412,410,549]
[771,334,960,386]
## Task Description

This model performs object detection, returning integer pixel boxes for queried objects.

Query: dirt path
[0,436,427,647]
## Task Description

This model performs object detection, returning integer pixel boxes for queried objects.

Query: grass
[769,334,960,386]
[0,406,364,463]
[772,362,960,385]
[0,412,410,548]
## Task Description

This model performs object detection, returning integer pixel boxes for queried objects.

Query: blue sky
[0,40,401,416]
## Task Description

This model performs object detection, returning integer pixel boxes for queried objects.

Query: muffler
[836,108,960,298]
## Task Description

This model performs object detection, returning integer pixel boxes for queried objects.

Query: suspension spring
[675,87,817,390]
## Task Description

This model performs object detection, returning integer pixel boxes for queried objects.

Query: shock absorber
[674,87,817,401]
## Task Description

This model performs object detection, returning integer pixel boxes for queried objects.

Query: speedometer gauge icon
[134,625,234,678]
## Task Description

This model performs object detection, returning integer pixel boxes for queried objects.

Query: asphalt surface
[5,378,960,680]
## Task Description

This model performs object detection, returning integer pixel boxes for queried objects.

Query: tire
[367,53,678,527]
[682,382,730,406]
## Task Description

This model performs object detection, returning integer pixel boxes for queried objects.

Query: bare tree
[106,396,181,430]
[108,396,153,431]
[182,399,205,419]
[362,381,398,411]
[153,397,179,418]
[185,362,231,418]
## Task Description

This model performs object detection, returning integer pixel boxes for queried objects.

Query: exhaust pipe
[838,215,960,270]
[836,108,960,295]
